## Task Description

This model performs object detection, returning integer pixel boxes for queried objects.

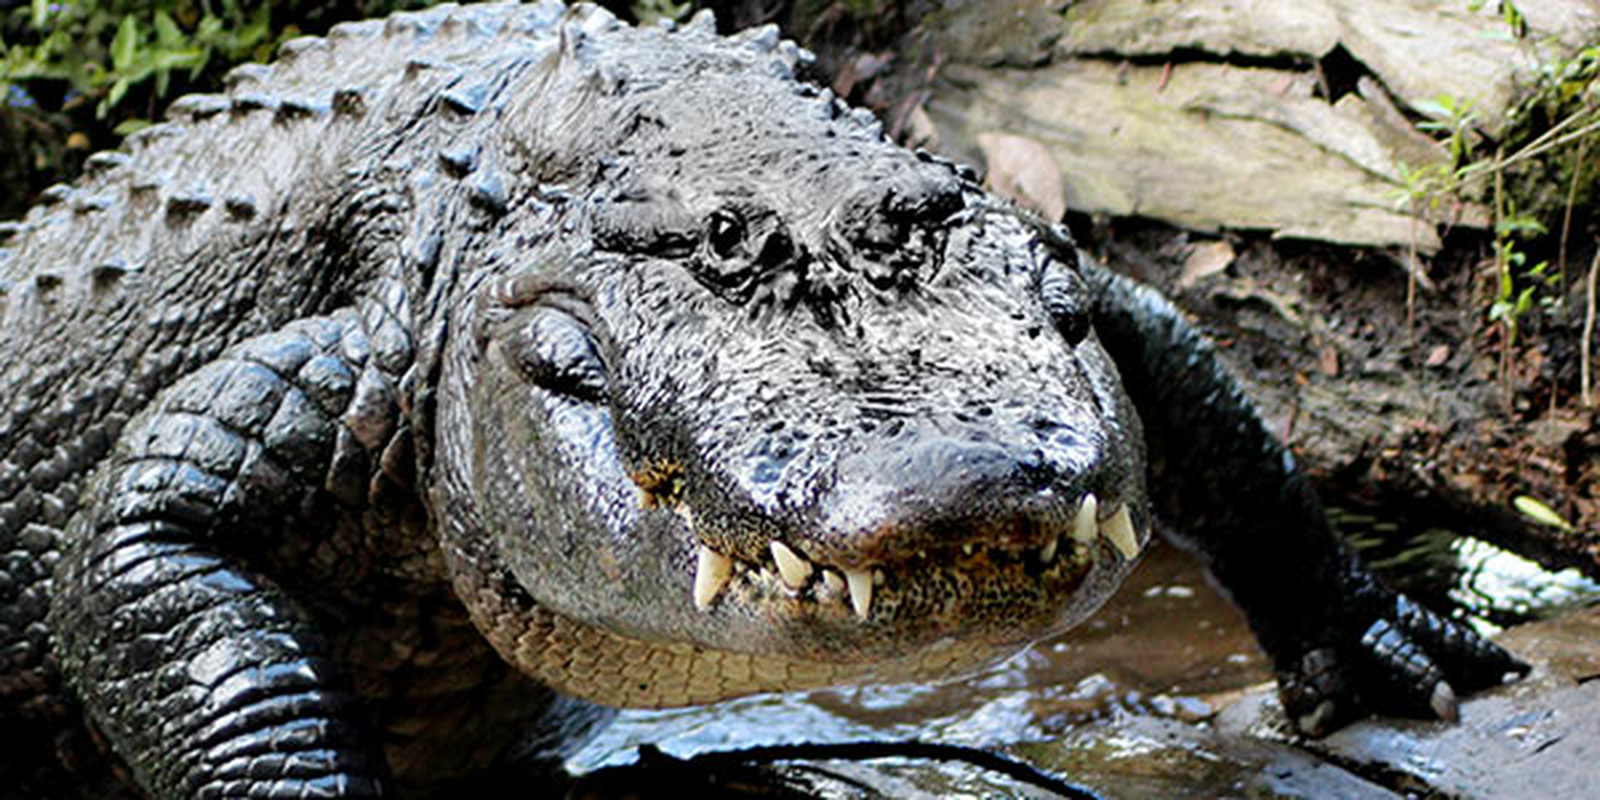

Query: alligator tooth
[769,541,813,590]
[693,547,733,610]
[823,569,845,595]
[1039,533,1059,564]
[844,569,873,620]
[1101,505,1140,559]
[962,543,975,556]
[1071,494,1099,545]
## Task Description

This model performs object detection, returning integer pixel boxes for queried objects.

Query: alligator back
[0,0,572,744]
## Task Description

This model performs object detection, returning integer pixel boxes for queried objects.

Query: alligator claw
[1276,590,1528,736]
[1431,680,1459,723]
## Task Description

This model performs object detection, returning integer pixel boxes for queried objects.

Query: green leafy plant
[1466,0,1527,38]
[1,0,432,217]
[631,0,693,26]
[1395,10,1600,406]
[1487,208,1555,347]
[2,0,280,122]
[1417,93,1480,169]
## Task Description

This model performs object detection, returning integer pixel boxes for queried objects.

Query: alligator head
[435,12,1150,707]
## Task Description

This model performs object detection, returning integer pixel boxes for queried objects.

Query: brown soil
[1086,219,1600,578]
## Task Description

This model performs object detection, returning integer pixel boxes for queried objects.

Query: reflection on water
[569,523,1599,778]
[568,541,1269,774]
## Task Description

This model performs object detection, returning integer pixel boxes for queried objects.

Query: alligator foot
[1277,591,1530,736]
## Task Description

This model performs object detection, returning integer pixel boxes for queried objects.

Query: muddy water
[567,531,1600,793]
[567,543,1267,765]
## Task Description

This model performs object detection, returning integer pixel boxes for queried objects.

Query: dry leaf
[1177,240,1236,291]
[977,131,1067,221]
[903,103,940,151]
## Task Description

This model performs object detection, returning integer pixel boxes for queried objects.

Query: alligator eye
[693,207,769,298]
[708,208,746,260]
[502,307,609,402]
[1039,255,1091,347]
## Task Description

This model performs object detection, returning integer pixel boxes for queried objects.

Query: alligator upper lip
[688,492,1143,619]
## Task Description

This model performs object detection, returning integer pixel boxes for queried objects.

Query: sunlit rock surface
[920,0,1600,250]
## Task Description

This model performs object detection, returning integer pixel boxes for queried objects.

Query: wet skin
[0,3,1524,797]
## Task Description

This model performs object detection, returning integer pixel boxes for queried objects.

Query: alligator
[0,2,1527,797]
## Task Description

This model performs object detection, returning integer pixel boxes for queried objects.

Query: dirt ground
[1090,219,1600,576]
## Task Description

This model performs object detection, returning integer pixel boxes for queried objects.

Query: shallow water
[568,542,1266,773]
[567,527,1600,788]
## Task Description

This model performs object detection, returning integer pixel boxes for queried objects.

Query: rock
[1060,0,1600,138]
[1015,713,1401,799]
[1217,604,1600,798]
[920,0,1600,250]
[929,58,1449,249]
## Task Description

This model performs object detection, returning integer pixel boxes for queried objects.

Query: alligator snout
[833,168,964,247]
[820,435,1062,548]
[681,416,1147,629]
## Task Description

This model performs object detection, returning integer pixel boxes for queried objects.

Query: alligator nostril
[1016,451,1056,491]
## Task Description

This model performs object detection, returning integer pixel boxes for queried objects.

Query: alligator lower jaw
[513,600,1055,709]
[685,492,1146,637]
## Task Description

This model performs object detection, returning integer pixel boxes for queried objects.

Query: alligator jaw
[682,492,1147,624]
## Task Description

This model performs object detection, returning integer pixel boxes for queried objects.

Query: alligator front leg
[1082,256,1528,735]
[49,307,408,797]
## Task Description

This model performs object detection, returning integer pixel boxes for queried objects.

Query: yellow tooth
[844,569,873,620]
[1071,493,1098,545]
[823,569,845,595]
[769,541,813,590]
[693,546,733,610]
[1101,504,1140,559]
[1039,533,1059,564]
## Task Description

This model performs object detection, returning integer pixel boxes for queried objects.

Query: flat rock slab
[570,715,1399,799]
[1061,0,1600,135]
[920,0,1600,250]
[931,57,1446,249]
[1217,604,1600,798]
[1318,680,1600,797]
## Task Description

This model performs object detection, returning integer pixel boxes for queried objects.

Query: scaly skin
[0,3,1524,797]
